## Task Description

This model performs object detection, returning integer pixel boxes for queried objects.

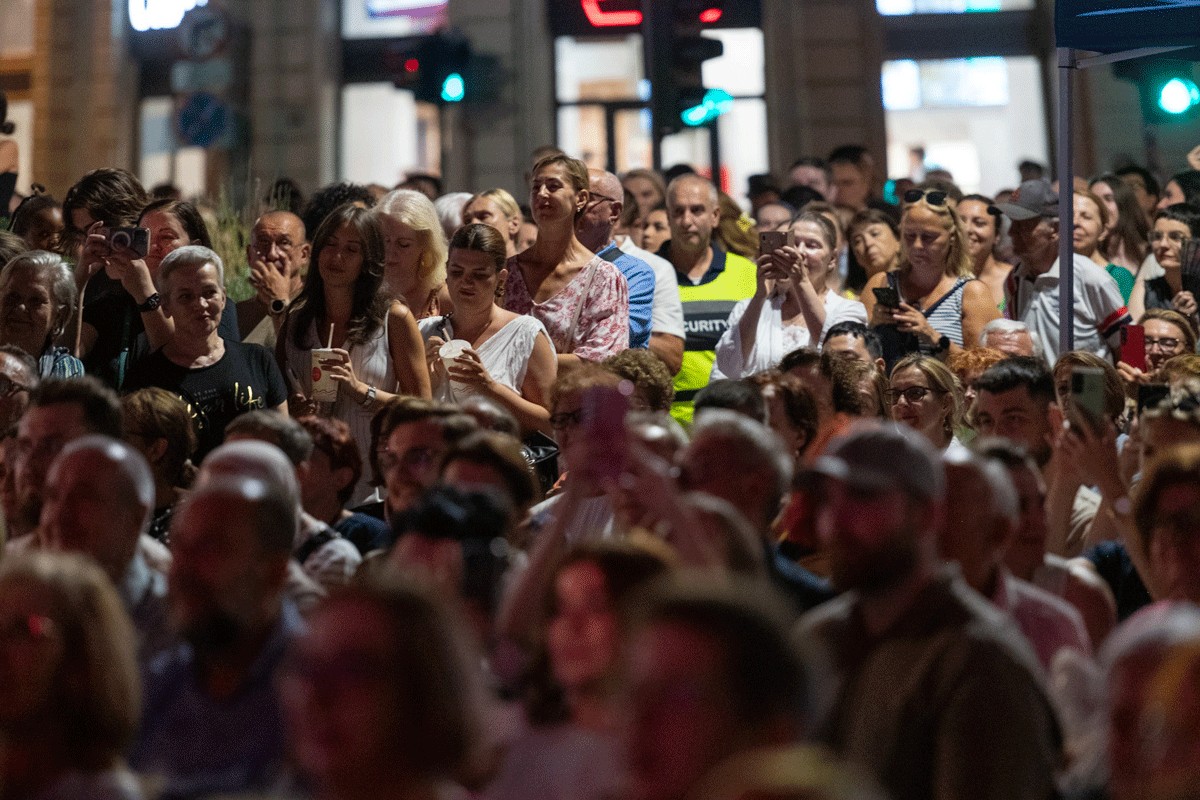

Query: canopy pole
[1057,47,1076,357]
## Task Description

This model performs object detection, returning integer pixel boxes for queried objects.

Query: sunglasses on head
[903,189,948,207]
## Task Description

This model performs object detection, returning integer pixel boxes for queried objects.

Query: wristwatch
[358,384,377,408]
[268,298,289,317]
[934,334,951,354]
[137,293,162,313]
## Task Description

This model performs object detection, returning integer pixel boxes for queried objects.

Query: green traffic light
[681,88,734,127]
[441,73,465,103]
[1157,77,1200,115]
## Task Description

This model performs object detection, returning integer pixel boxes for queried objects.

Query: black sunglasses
[903,189,948,207]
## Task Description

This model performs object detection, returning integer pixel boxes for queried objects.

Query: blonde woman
[888,353,966,453]
[863,188,999,360]
[374,189,451,319]
[462,188,523,258]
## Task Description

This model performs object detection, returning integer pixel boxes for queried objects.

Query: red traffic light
[581,0,642,27]
[699,7,722,23]
[404,58,420,72]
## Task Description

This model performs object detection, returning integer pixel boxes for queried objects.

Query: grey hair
[157,245,225,292]
[667,174,719,209]
[433,192,474,240]
[689,409,793,514]
[942,448,1019,527]
[979,318,1045,361]
[1,250,78,339]
[58,434,155,533]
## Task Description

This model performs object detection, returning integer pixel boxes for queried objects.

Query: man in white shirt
[998,180,1129,363]
[615,190,686,374]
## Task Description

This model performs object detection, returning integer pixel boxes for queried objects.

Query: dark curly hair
[301,181,375,241]
[603,349,675,412]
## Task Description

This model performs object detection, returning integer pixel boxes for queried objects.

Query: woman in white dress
[279,203,430,504]
[420,223,557,435]
[713,210,866,379]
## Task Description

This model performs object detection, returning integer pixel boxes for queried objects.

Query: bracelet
[358,384,377,408]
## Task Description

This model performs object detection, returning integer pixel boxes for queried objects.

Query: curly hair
[301,181,375,241]
[603,349,675,412]
[946,346,1008,388]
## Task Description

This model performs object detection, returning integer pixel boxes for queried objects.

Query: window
[877,0,1033,14]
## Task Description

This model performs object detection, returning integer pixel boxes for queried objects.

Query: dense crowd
[7,85,1200,800]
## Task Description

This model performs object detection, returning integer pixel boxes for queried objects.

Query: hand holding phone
[1068,366,1108,436]
[1120,324,1146,372]
[580,383,631,484]
[872,287,901,309]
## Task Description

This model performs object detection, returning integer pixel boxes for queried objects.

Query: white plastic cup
[311,348,339,402]
[439,339,472,370]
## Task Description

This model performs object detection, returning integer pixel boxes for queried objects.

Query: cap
[996,179,1059,221]
[811,422,945,502]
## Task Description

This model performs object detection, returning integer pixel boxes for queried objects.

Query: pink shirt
[503,255,629,362]
[992,568,1092,671]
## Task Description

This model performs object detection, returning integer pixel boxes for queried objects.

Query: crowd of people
[6,87,1200,799]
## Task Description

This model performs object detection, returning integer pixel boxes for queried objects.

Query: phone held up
[872,286,902,309]
[581,382,633,483]
[759,230,794,255]
[1069,366,1108,436]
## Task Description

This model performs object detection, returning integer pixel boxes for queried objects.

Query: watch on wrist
[137,293,162,313]
[268,298,288,317]
[934,334,951,354]
[358,384,377,408]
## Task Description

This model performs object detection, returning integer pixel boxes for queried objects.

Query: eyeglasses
[903,189,948,207]
[376,446,439,473]
[0,613,56,644]
[0,374,30,398]
[886,386,942,405]
[585,194,621,210]
[1146,336,1184,351]
[549,408,584,430]
[1150,230,1190,245]
[253,237,298,256]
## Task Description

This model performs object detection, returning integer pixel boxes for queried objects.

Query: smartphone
[581,384,630,482]
[759,230,793,255]
[872,287,902,309]
[1070,366,1108,435]
[1121,324,1147,372]
[1137,383,1170,414]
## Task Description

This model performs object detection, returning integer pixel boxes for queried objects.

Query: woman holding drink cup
[420,223,556,434]
[279,204,430,504]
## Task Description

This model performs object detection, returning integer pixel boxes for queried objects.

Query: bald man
[39,434,173,666]
[238,210,310,347]
[576,168,656,351]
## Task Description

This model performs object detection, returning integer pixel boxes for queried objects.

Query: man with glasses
[236,211,310,348]
[11,376,122,540]
[359,397,476,524]
[998,179,1130,363]
[576,169,656,352]
[0,345,37,431]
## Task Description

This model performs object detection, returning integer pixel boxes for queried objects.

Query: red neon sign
[580,0,643,27]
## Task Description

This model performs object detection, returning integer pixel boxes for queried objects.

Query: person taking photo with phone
[862,187,998,367]
[712,211,865,379]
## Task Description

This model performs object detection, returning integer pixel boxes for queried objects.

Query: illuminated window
[882,57,1010,110]
[877,0,1033,13]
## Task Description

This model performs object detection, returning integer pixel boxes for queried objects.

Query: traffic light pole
[642,2,671,172]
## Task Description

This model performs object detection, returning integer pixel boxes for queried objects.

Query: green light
[680,88,734,127]
[441,73,465,103]
[1158,77,1200,115]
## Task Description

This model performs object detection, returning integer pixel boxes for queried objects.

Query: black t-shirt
[124,339,287,461]
[82,272,241,390]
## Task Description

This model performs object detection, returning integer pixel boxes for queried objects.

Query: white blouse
[712,289,867,380]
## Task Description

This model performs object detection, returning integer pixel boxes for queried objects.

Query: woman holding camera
[862,189,998,363]
[712,210,865,379]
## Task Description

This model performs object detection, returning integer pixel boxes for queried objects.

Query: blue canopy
[1056,0,1200,52]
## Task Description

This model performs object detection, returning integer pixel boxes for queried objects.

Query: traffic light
[549,0,760,36]
[644,0,728,136]
[384,30,475,105]
[1113,58,1200,124]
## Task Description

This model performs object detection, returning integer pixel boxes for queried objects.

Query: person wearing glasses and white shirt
[863,187,999,368]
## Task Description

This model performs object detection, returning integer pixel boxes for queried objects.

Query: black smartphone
[873,287,901,308]
[1070,366,1107,435]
